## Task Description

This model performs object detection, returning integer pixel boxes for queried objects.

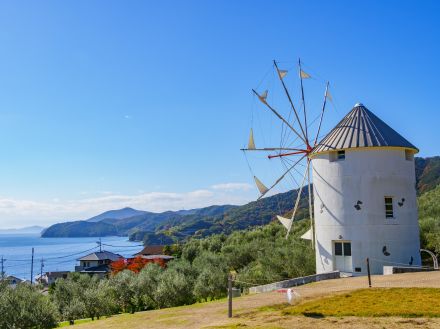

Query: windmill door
[334,241,352,273]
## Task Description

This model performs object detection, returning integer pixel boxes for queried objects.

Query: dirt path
[75,271,440,329]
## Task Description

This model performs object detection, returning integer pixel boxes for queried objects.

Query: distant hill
[41,205,237,238]
[145,187,309,243]
[87,207,148,222]
[0,225,45,234]
[42,156,440,241]
[415,156,440,194]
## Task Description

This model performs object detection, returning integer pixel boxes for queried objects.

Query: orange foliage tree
[126,256,149,273]
[110,256,169,275]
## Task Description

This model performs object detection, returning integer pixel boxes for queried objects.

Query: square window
[385,197,394,218]
[330,150,346,162]
[405,150,414,161]
[343,242,352,256]
[334,242,343,256]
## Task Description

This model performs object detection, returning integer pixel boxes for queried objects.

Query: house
[3,275,23,287]
[134,245,165,256]
[36,271,70,285]
[310,103,421,275]
[75,250,123,277]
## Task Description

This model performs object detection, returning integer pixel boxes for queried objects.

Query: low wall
[383,266,436,275]
[249,271,340,294]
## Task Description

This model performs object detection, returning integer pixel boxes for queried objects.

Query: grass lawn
[283,288,440,318]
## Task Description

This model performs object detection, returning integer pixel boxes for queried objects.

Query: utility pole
[366,257,372,288]
[228,273,233,318]
[1,256,5,279]
[40,258,44,285]
[30,248,34,284]
[98,237,102,252]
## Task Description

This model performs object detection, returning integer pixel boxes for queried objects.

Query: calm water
[0,234,143,280]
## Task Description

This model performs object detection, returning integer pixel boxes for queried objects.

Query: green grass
[206,324,283,329]
[283,288,440,318]
[58,316,110,327]
[58,318,93,327]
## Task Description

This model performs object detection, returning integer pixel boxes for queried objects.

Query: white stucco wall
[311,148,421,275]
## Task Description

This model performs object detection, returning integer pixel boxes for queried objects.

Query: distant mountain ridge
[41,205,237,238]
[0,226,45,234]
[87,207,148,222]
[42,156,440,241]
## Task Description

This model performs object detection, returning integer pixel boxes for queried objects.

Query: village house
[133,245,174,266]
[75,250,123,277]
[3,275,23,287]
[36,271,70,285]
[134,245,165,256]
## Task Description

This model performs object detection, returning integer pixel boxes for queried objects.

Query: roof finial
[354,102,364,107]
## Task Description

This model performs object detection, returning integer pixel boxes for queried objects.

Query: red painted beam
[268,150,308,159]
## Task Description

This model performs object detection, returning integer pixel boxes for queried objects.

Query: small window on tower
[330,150,346,162]
[405,150,414,161]
[385,197,394,218]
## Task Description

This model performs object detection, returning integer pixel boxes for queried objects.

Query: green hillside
[42,156,440,242]
[418,184,440,254]
[416,156,440,194]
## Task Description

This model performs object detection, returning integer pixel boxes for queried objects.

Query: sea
[0,234,143,280]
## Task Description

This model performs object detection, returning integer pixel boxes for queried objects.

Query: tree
[155,259,197,308]
[127,256,149,273]
[110,258,127,274]
[131,263,163,310]
[192,252,228,301]
[109,270,137,313]
[0,283,59,329]
[62,298,86,325]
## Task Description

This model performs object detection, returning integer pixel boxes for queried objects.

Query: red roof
[134,245,164,256]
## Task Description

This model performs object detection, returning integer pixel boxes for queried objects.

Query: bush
[155,260,197,308]
[0,283,59,329]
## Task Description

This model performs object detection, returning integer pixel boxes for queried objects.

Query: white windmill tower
[243,60,421,276]
[310,103,421,275]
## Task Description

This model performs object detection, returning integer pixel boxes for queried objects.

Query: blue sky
[0,1,439,227]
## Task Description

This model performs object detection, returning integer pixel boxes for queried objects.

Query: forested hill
[42,156,440,241]
[416,156,440,194]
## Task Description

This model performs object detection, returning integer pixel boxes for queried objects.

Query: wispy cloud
[0,182,256,228]
[211,182,253,191]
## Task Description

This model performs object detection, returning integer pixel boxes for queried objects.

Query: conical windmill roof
[312,103,418,154]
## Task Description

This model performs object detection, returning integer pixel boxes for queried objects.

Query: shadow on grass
[302,312,325,318]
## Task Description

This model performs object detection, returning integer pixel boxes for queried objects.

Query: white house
[310,103,421,275]
[75,250,123,277]
[36,271,70,285]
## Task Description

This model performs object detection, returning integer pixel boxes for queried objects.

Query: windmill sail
[277,215,292,230]
[300,69,311,79]
[258,90,268,102]
[301,228,313,240]
[278,69,288,79]
[248,129,256,150]
[254,176,269,195]
[325,88,332,101]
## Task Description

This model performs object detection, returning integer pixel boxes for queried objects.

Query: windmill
[241,59,332,245]
[243,60,422,276]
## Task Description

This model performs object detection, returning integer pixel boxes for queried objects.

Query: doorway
[334,241,352,273]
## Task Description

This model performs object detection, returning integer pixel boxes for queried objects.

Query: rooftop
[77,250,123,262]
[312,103,418,154]
[134,245,164,256]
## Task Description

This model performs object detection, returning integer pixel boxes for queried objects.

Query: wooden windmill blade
[243,58,333,243]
